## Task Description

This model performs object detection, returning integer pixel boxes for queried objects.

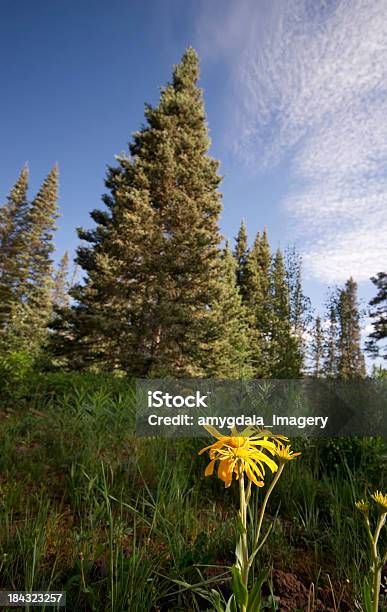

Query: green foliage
[269,249,303,378]
[314,437,387,480]
[247,570,268,611]
[337,277,366,378]
[310,315,324,376]
[0,350,34,401]
[234,227,306,378]
[0,166,30,335]
[0,373,386,611]
[362,575,373,612]
[322,279,366,378]
[0,165,59,362]
[52,251,70,309]
[202,246,252,378]
[367,271,387,360]
[234,221,249,301]
[323,297,338,377]
[285,246,312,341]
[243,230,273,378]
[231,565,248,608]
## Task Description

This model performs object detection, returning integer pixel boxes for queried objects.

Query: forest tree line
[0,49,385,379]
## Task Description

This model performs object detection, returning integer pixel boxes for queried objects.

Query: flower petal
[244,463,264,487]
[250,450,278,473]
[218,458,235,487]
[204,459,216,476]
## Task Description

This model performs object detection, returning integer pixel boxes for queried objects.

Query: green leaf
[231,565,248,608]
[247,569,268,612]
[235,539,244,570]
[362,575,373,612]
[203,424,222,439]
[235,513,247,536]
[210,589,224,612]
[225,594,238,612]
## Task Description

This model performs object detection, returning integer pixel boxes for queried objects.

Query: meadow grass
[0,373,386,610]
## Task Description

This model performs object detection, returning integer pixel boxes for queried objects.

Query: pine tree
[366,272,387,360]
[201,245,252,377]
[285,247,312,339]
[311,315,324,377]
[284,247,311,372]
[243,231,272,377]
[256,228,271,299]
[56,49,226,376]
[245,229,272,303]
[252,229,273,375]
[241,235,303,378]
[323,295,338,377]
[337,277,366,378]
[234,220,249,299]
[0,166,29,338]
[0,166,59,356]
[25,166,59,342]
[269,249,303,378]
[47,252,73,368]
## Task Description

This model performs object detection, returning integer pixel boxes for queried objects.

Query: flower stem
[238,468,249,612]
[371,513,386,612]
[248,463,284,568]
[245,479,252,506]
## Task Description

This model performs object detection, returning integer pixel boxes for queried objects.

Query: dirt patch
[271,569,352,611]
[272,569,311,611]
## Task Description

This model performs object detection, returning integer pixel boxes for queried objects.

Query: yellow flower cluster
[371,491,387,513]
[198,426,300,488]
[356,491,387,514]
[355,499,370,513]
[275,443,302,464]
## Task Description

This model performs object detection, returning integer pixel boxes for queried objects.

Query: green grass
[0,373,386,610]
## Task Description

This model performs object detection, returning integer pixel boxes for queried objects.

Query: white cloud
[196,0,387,283]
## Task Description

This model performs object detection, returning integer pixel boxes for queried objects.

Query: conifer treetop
[0,165,29,237]
[27,165,59,255]
[172,47,200,91]
[7,164,29,204]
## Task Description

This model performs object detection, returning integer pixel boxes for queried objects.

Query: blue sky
[1,0,386,323]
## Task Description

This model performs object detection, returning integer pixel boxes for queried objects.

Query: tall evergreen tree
[337,277,366,378]
[256,228,271,299]
[269,249,303,378]
[239,231,303,377]
[0,166,29,338]
[311,315,324,377]
[25,166,59,344]
[285,246,312,339]
[366,272,387,360]
[0,166,59,355]
[323,295,338,378]
[234,220,249,299]
[245,228,271,304]
[243,231,272,377]
[55,49,226,376]
[241,235,303,378]
[202,245,252,377]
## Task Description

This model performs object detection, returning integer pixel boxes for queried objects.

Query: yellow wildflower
[371,491,387,513]
[355,499,370,513]
[275,443,301,463]
[198,426,278,488]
